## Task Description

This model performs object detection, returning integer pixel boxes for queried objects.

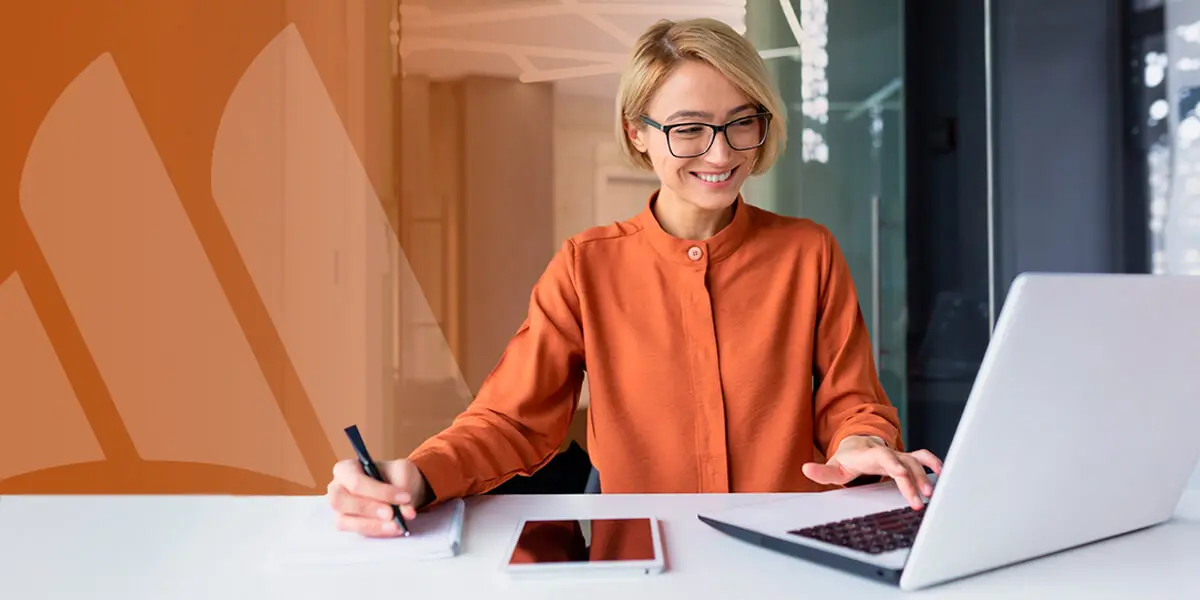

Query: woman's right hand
[327,458,429,537]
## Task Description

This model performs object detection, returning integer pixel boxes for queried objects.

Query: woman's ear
[624,120,648,153]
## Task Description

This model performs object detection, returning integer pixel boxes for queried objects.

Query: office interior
[1,0,1197,496]
[392,0,1199,489]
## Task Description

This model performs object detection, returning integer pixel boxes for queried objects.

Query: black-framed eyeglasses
[640,111,772,159]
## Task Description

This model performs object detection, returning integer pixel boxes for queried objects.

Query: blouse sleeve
[407,240,587,503]
[811,226,904,458]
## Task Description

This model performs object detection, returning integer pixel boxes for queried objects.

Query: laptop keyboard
[789,506,926,554]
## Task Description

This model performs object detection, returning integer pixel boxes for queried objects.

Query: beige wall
[462,77,557,394]
[553,91,618,247]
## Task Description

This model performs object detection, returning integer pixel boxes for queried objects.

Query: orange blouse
[408,194,902,500]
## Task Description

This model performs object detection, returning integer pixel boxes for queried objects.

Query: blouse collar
[633,190,754,267]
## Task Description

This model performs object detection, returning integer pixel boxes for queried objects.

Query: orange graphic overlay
[0,275,105,483]
[0,0,470,495]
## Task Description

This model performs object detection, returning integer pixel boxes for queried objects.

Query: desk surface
[2,489,1199,599]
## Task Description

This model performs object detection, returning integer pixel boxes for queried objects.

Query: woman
[328,17,943,537]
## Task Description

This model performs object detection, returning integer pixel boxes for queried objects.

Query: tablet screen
[507,518,657,565]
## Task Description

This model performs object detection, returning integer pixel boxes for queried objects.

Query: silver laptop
[698,273,1200,591]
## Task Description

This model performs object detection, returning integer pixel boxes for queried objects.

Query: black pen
[344,424,410,536]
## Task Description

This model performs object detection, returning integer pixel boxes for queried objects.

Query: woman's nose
[705,132,735,163]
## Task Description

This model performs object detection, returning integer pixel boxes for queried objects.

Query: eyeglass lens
[668,115,768,157]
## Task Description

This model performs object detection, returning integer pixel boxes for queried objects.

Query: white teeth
[697,170,732,183]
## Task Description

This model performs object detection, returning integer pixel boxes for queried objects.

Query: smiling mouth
[692,165,738,184]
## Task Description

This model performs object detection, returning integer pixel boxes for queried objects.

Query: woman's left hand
[802,436,943,510]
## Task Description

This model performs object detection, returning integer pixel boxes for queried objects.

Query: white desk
[2,489,1198,599]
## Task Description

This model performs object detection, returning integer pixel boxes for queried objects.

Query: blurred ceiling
[397,0,766,97]
[396,0,904,103]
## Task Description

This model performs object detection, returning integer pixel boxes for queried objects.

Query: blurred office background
[394,0,1198,488]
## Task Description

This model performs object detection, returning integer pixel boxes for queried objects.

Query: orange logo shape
[1,23,469,495]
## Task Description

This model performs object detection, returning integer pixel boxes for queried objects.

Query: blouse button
[687,246,703,261]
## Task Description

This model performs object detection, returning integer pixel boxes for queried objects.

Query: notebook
[266,498,466,569]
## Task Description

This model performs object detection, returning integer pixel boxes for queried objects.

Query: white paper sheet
[266,498,466,568]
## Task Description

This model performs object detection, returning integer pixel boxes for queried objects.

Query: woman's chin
[683,185,742,211]
[660,176,744,212]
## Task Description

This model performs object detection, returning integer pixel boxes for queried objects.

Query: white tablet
[501,517,666,578]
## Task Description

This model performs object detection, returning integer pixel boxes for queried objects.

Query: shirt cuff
[407,446,468,510]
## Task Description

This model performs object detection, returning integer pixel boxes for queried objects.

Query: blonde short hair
[616,18,787,175]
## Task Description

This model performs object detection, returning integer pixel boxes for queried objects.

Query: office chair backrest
[488,441,594,495]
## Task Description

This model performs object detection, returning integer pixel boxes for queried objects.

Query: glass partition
[747,0,909,442]
[1149,0,1200,274]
